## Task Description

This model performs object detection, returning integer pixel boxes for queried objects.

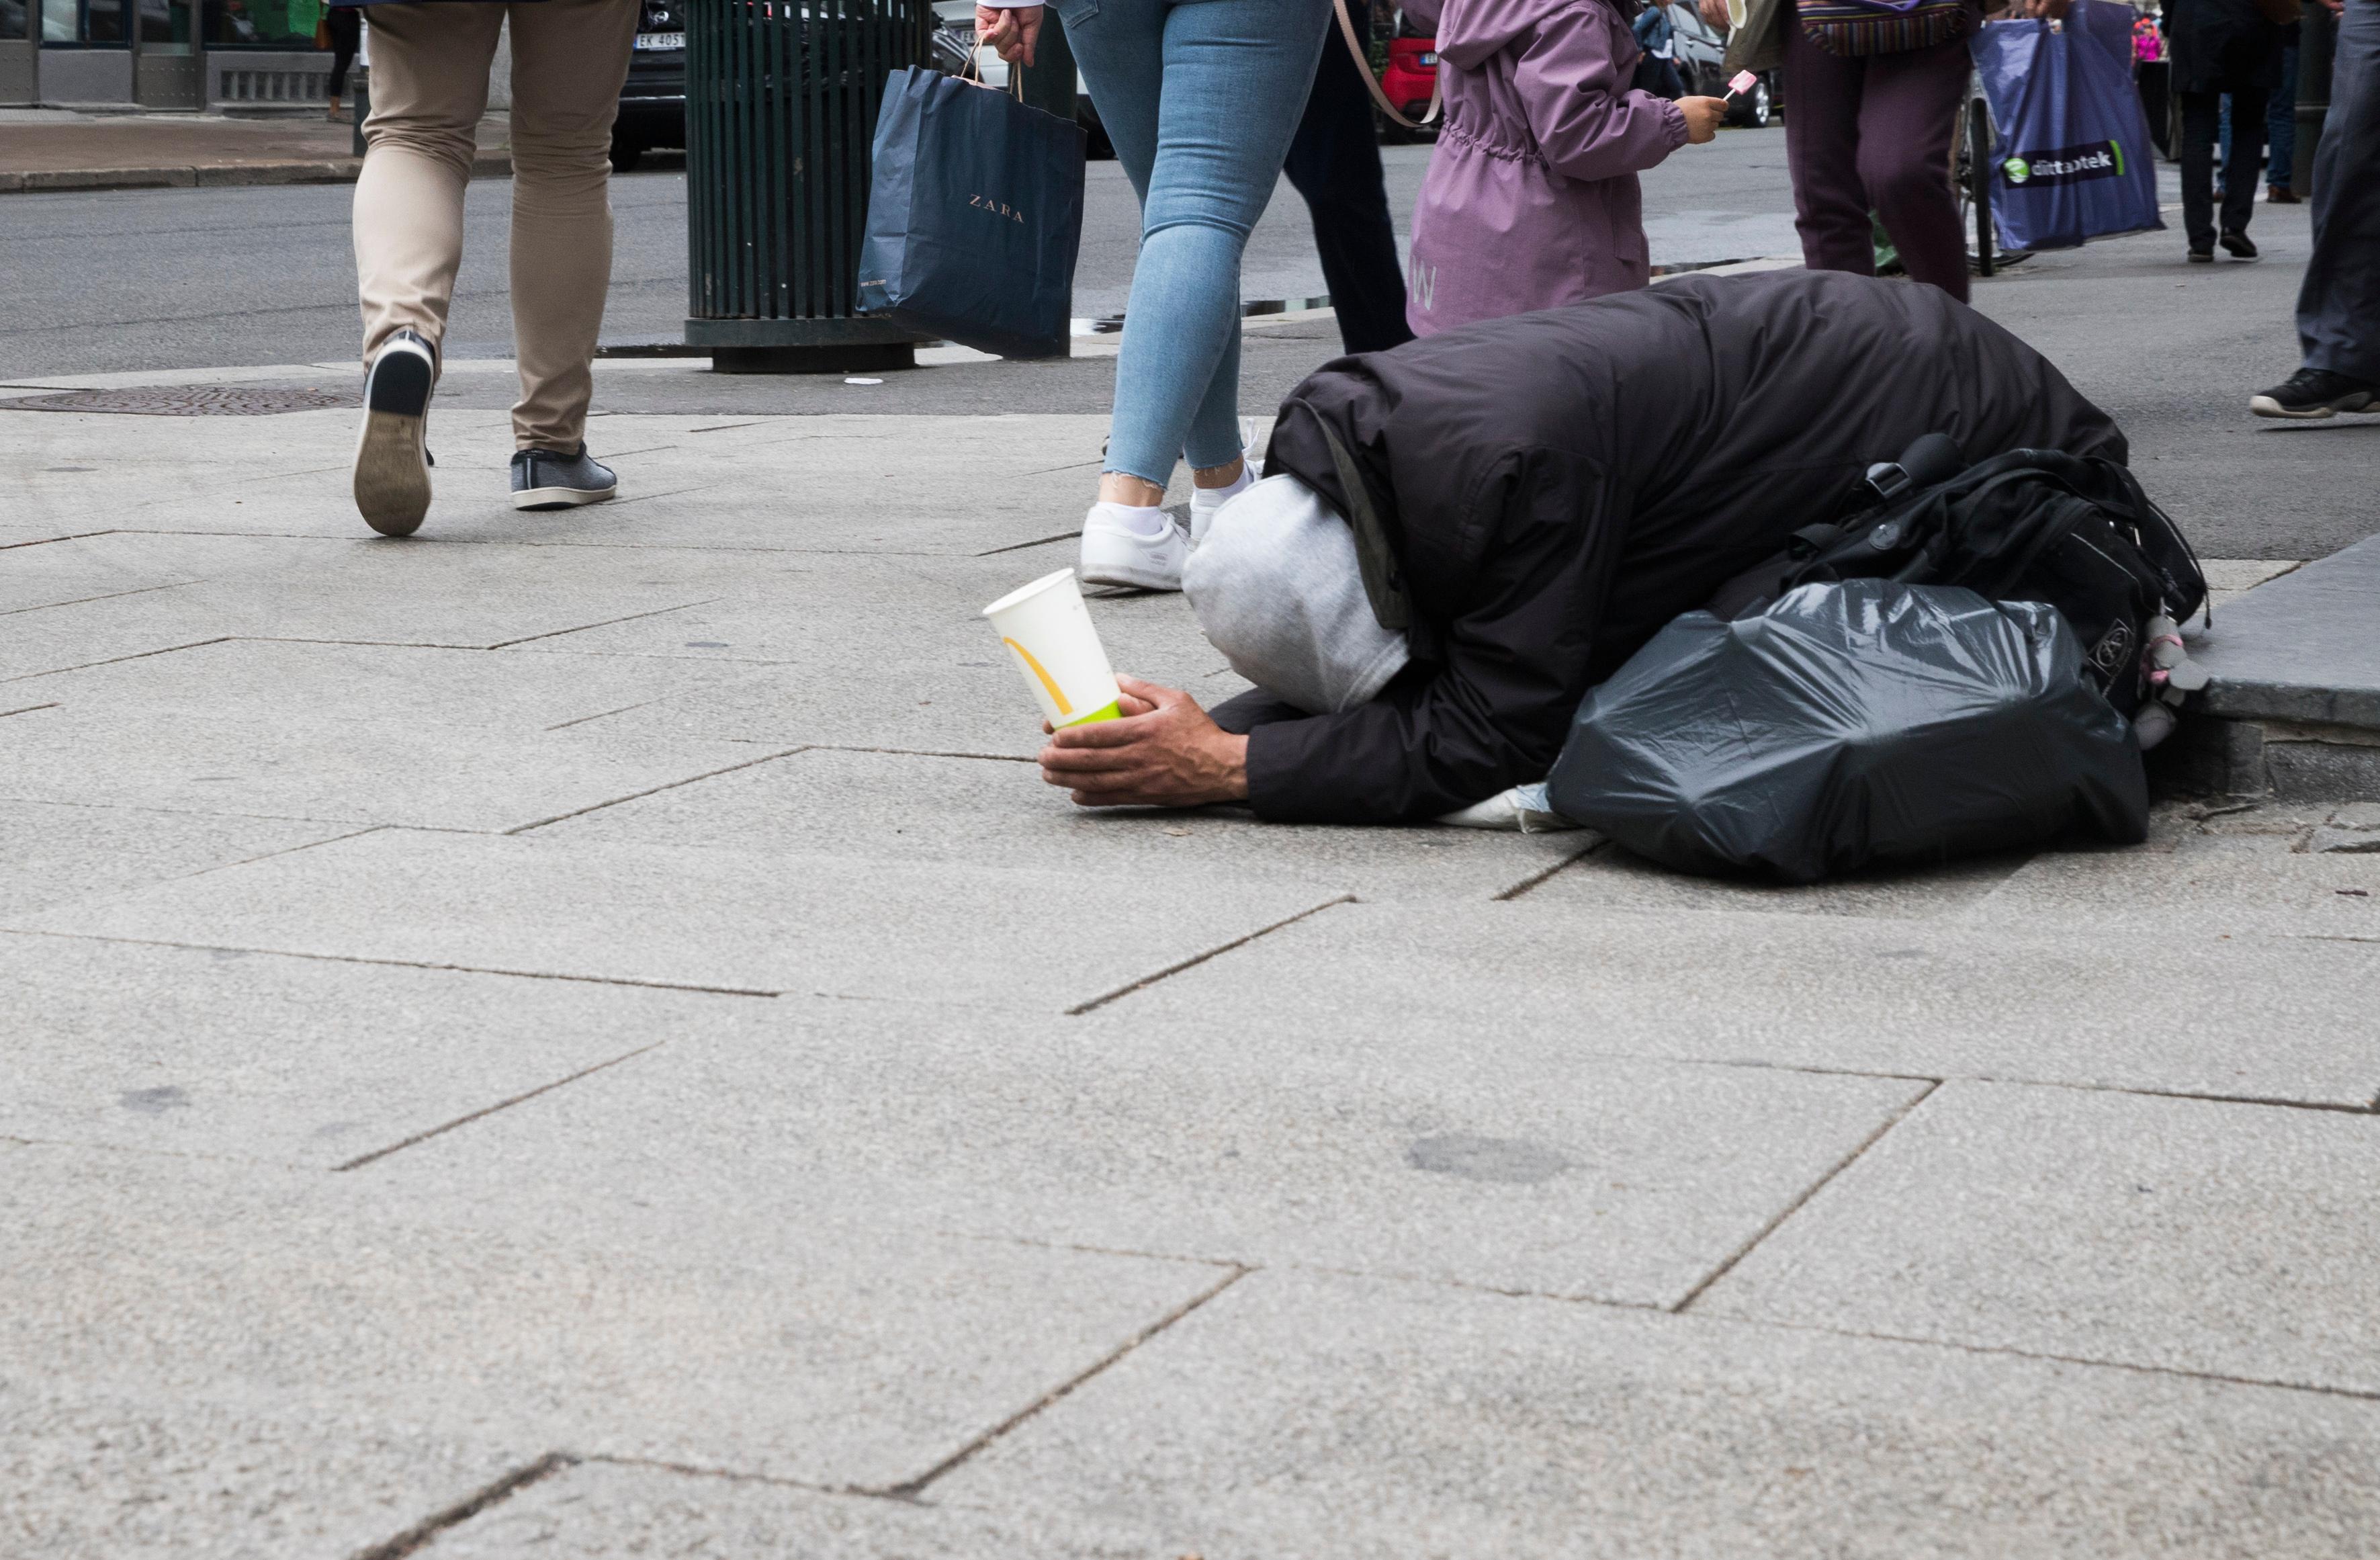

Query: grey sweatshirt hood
[1183,474,1411,716]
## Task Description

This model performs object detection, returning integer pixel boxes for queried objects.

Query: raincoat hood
[1183,475,1411,717]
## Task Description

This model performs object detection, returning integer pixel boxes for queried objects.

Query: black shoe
[510,444,619,510]
[2250,367,2380,420]
[354,328,436,537]
[2219,229,2258,259]
[2187,246,2213,263]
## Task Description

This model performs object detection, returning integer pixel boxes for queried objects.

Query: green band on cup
[1061,701,1123,727]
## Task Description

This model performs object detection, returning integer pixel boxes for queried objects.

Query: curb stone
[0,152,514,196]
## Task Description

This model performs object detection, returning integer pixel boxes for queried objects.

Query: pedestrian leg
[2267,42,2299,194]
[1283,0,1413,355]
[2298,0,2380,381]
[2220,83,2268,242]
[1851,31,1972,301]
[351,2,503,368]
[2177,89,2221,252]
[1781,22,1878,278]
[503,0,639,455]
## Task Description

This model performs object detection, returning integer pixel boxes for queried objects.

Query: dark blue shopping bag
[1972,0,2164,252]
[858,67,1087,359]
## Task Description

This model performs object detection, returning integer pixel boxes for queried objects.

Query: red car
[1380,34,1438,140]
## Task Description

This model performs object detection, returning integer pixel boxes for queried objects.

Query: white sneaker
[1189,464,1257,548]
[1078,503,1189,592]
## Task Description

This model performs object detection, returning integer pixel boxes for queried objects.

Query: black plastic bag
[1546,581,2148,883]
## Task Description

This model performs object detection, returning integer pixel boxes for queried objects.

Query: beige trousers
[354,0,638,451]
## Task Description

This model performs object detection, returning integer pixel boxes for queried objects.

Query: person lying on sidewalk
[1037,267,2127,824]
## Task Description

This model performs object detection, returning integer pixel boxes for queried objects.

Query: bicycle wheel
[1968,94,1996,277]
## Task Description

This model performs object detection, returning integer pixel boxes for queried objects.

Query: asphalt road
[2,128,2367,560]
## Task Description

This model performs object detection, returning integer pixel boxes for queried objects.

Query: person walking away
[2166,0,2283,259]
[978,0,1332,590]
[324,1,361,122]
[2252,0,2380,416]
[347,0,637,537]
[1711,0,2065,302]
[2267,18,2301,199]
[1402,0,1724,337]
[1285,0,1415,354]
[1634,0,1690,95]
[2135,5,2173,157]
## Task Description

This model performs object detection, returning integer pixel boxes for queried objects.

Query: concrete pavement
[6,324,2380,1554]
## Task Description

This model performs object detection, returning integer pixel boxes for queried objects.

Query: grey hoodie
[1182,475,1411,717]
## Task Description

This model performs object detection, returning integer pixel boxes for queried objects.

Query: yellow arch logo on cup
[983,568,1125,728]
[1002,637,1075,716]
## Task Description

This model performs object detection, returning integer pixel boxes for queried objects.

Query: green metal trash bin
[684,0,934,373]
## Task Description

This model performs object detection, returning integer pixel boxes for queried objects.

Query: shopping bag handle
[1335,0,1442,131]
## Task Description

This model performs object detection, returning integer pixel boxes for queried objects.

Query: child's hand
[1678,96,1727,144]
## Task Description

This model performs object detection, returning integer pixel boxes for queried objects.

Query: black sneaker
[2250,367,2380,420]
[2187,245,2213,263]
[353,328,436,537]
[510,445,619,510]
[2220,229,2258,259]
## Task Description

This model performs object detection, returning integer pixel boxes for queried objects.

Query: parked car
[1378,30,1439,142]
[612,0,686,171]
[1663,0,1776,127]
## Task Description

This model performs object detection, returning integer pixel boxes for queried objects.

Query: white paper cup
[982,568,1124,728]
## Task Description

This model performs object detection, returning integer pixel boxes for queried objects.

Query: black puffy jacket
[1221,268,2127,824]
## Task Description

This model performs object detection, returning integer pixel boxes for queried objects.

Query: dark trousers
[2137,60,2171,157]
[326,5,362,97]
[2267,43,2298,188]
[2300,0,2380,380]
[2180,86,2266,247]
[1284,0,1413,355]
[1783,21,1973,302]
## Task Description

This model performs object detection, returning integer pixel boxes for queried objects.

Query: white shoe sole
[353,339,435,537]
[2250,392,2373,420]
[1078,554,1184,591]
[512,484,618,511]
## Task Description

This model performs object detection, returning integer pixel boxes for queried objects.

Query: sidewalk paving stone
[5,1377,526,1560]
[0,799,340,918]
[1100,898,2380,1106]
[1,1141,1225,1495]
[9,637,759,730]
[421,1269,2380,1560]
[535,746,1580,903]
[1698,1080,2380,1393]
[366,996,1925,1306]
[13,829,1341,1009]
[1958,833,2380,937]
[1536,842,2031,918]
[0,933,745,1166]
[0,707,779,832]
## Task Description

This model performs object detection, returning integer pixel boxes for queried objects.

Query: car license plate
[635,30,685,49]
[1419,50,1437,64]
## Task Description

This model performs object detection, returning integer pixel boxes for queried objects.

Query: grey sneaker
[353,329,436,537]
[510,445,618,511]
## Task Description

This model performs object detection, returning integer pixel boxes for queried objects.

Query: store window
[206,0,320,46]
[1,0,28,40]
[42,0,127,42]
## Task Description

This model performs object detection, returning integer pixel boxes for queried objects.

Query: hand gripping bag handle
[1335,0,1442,131]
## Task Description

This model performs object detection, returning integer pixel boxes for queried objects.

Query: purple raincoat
[1404,0,1689,337]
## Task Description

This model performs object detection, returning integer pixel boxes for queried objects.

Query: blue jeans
[1055,0,1331,486]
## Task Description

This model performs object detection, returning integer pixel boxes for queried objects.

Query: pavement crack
[805,743,1037,764]
[349,1451,579,1560]
[0,930,784,998]
[0,530,119,550]
[1065,896,1356,1016]
[335,1040,672,1172]
[487,598,721,650]
[871,1265,1251,1500]
[0,580,195,619]
[1492,836,1607,902]
[1672,1079,1942,1313]
[0,702,61,720]
[544,697,665,732]
[502,746,808,833]
[0,636,230,685]
[975,530,1081,557]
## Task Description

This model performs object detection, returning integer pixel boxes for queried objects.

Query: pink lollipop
[1726,69,1759,97]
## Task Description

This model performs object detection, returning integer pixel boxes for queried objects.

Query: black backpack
[1706,437,2207,718]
